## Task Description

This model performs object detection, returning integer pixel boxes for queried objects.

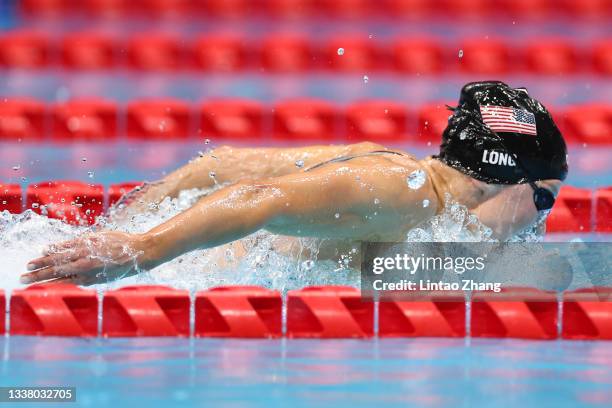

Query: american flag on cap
[479,105,537,136]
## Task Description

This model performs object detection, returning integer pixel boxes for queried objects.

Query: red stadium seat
[458,39,511,74]
[524,39,579,75]
[199,99,264,139]
[60,33,116,70]
[325,36,380,71]
[273,99,337,140]
[593,40,612,75]
[127,33,184,71]
[0,184,22,213]
[0,31,50,69]
[595,187,612,232]
[393,38,443,74]
[436,0,492,18]
[136,0,193,17]
[127,99,191,139]
[108,182,144,207]
[261,35,313,72]
[416,102,453,145]
[192,34,247,72]
[26,181,105,225]
[0,98,46,141]
[546,186,592,233]
[563,104,612,145]
[52,99,118,140]
[346,100,409,142]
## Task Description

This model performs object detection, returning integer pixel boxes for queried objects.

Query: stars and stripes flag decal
[479,105,537,136]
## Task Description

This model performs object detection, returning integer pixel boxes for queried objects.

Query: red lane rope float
[286,286,374,338]
[546,187,593,233]
[26,181,104,225]
[102,285,190,337]
[471,288,559,340]
[562,288,612,340]
[0,289,5,335]
[10,284,98,337]
[195,286,282,338]
[379,291,466,338]
[0,183,22,213]
[346,100,410,143]
[595,187,612,232]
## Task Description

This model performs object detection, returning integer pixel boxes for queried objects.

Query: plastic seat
[199,99,264,140]
[52,99,118,141]
[595,187,612,232]
[0,31,50,69]
[108,182,144,207]
[559,0,611,18]
[498,0,549,18]
[127,99,191,139]
[0,184,22,214]
[593,40,612,75]
[435,0,492,18]
[192,34,247,72]
[273,99,337,140]
[524,39,579,75]
[0,98,46,141]
[393,38,443,74]
[546,186,592,233]
[563,104,612,145]
[458,39,511,74]
[416,102,453,145]
[261,35,313,72]
[134,0,193,17]
[325,36,380,72]
[60,33,116,70]
[127,34,184,71]
[317,0,377,18]
[346,100,409,142]
[26,181,105,225]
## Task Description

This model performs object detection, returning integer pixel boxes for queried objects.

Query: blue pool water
[1,337,611,408]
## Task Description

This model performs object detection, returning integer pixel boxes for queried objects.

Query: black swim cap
[436,81,568,184]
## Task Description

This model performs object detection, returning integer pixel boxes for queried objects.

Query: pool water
[1,337,611,408]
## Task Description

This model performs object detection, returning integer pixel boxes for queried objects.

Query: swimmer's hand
[21,231,151,286]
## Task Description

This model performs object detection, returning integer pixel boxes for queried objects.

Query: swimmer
[21,81,568,285]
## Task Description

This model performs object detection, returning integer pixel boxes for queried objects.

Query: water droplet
[334,213,340,219]
[368,34,373,39]
[407,169,426,190]
[12,165,20,171]
[374,198,380,205]
[459,129,468,140]
[458,49,464,58]
[204,139,210,144]
[81,157,87,162]
[337,47,345,56]
[422,199,430,208]
[198,151,204,157]
[209,171,216,178]
[20,177,27,182]
[301,260,314,270]
[295,160,304,168]
[88,171,94,178]
[32,203,39,208]
[363,75,369,84]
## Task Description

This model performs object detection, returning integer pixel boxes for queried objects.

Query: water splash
[406,169,426,189]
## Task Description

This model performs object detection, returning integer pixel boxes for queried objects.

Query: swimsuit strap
[305,150,405,172]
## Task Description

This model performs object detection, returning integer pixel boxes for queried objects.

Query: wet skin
[21,142,561,286]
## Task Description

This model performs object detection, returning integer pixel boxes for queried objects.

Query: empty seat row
[1,182,611,232]
[18,0,612,20]
[3,284,612,339]
[1,98,611,144]
[1,31,611,75]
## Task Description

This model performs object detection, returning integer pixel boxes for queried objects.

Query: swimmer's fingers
[42,237,89,256]
[21,259,101,284]
[27,246,86,271]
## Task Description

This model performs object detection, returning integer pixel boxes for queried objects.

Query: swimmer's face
[506,178,563,230]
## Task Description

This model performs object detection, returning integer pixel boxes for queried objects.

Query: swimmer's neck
[419,157,501,210]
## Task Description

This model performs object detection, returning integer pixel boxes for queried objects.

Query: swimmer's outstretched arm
[121,142,386,210]
[23,159,436,285]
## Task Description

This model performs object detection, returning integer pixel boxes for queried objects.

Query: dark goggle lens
[533,187,555,211]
